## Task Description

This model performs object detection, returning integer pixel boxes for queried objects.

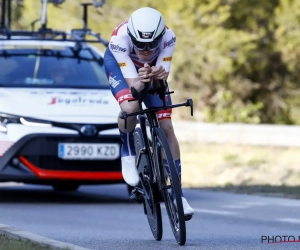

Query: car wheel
[52,184,80,192]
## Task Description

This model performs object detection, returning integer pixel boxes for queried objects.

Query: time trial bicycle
[120,80,193,245]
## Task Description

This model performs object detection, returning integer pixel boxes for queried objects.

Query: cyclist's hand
[138,63,152,83]
[150,65,168,80]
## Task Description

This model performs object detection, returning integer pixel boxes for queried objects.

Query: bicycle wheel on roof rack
[134,127,163,241]
[153,127,186,245]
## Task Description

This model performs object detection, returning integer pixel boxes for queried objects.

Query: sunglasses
[131,38,162,51]
[128,28,165,51]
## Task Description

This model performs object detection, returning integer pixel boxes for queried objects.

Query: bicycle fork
[131,146,154,214]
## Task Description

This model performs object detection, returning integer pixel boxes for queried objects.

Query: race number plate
[58,143,120,160]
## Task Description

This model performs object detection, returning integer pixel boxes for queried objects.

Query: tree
[5,0,300,124]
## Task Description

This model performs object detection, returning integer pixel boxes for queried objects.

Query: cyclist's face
[134,47,155,61]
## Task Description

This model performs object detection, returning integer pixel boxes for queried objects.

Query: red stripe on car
[19,156,123,181]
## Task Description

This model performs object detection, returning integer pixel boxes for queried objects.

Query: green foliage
[7,0,300,124]
[0,235,54,250]
[1,0,24,28]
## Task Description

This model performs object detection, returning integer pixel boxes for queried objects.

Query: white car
[0,2,125,191]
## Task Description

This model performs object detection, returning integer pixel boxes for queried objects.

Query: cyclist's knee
[159,119,175,138]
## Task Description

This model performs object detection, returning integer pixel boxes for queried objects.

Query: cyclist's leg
[143,93,194,216]
[104,49,139,186]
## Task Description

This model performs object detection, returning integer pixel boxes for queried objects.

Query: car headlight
[0,122,7,132]
[0,115,19,133]
[0,113,52,133]
[19,117,52,127]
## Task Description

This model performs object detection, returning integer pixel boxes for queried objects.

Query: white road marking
[273,203,300,207]
[221,205,250,209]
[236,201,267,206]
[161,204,239,216]
[276,218,300,224]
[193,208,239,216]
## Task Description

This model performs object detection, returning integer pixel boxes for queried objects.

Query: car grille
[19,135,121,172]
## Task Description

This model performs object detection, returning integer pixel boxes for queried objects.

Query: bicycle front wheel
[134,127,163,241]
[153,127,186,245]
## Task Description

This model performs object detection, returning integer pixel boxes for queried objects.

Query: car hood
[0,88,120,123]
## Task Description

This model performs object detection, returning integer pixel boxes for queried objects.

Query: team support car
[0,0,126,191]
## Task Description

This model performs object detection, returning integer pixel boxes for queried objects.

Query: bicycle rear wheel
[153,127,186,245]
[134,127,163,241]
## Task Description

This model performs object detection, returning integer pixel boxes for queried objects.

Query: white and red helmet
[127,7,166,51]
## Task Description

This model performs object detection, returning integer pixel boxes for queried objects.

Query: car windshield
[0,45,109,89]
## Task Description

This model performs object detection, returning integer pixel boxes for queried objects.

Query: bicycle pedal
[185,214,193,221]
[130,188,144,204]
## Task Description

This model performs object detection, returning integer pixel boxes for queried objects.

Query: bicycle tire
[134,127,163,241]
[153,127,186,245]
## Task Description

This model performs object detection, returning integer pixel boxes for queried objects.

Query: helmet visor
[131,38,162,51]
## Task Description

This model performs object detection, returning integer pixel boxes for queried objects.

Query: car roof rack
[0,0,109,47]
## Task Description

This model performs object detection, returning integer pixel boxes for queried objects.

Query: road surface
[0,183,299,249]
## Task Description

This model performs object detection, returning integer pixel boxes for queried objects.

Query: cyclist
[104,7,194,217]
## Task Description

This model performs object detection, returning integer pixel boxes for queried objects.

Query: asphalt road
[0,183,300,250]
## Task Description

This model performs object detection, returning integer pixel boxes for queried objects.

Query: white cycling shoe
[174,197,194,216]
[121,156,139,186]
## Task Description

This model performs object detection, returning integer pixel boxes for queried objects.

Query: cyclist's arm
[152,29,176,88]
[111,55,151,92]
[109,37,146,91]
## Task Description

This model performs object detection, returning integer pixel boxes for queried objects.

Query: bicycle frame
[120,81,193,177]
[120,80,193,245]
[120,80,193,197]
[120,88,193,130]
[120,79,193,170]
[136,110,162,201]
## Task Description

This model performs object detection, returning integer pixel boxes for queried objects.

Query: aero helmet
[127,7,166,51]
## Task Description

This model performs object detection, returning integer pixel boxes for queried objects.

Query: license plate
[58,143,120,160]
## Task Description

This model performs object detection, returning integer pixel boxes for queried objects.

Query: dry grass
[179,142,300,189]
[0,235,55,250]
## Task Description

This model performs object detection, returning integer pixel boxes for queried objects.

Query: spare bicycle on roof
[0,0,108,46]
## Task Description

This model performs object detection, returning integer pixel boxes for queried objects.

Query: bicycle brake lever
[130,86,140,99]
[159,79,168,92]
[186,98,193,116]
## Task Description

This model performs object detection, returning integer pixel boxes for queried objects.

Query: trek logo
[157,112,171,119]
[109,75,122,88]
[163,36,176,49]
[138,30,154,39]
[48,97,109,105]
[110,42,126,52]
[117,94,133,104]
[141,32,152,38]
